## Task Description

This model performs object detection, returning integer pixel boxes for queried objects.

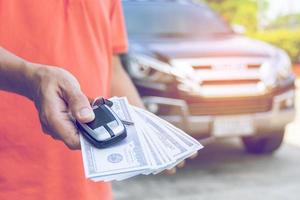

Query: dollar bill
[80,97,203,181]
[80,98,151,178]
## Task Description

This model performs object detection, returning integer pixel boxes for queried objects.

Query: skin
[0,47,95,149]
[0,47,195,174]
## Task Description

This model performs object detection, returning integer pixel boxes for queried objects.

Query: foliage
[267,13,300,30]
[201,0,299,63]
[202,0,261,32]
[249,29,300,63]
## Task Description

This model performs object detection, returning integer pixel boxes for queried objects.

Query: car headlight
[276,50,292,80]
[127,54,175,83]
[260,50,292,88]
[127,54,201,93]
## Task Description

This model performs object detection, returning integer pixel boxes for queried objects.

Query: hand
[28,63,95,150]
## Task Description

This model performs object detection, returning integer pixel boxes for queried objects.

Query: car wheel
[242,132,285,154]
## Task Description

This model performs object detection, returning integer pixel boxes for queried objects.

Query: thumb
[64,88,95,123]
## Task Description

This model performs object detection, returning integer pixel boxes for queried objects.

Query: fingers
[177,161,186,168]
[38,92,82,150]
[190,152,198,159]
[46,110,81,150]
[62,86,95,123]
[163,152,198,175]
[163,160,185,175]
[33,67,91,150]
[164,168,177,175]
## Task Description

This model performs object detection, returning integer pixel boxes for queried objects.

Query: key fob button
[107,121,118,129]
[93,126,111,141]
[108,121,125,137]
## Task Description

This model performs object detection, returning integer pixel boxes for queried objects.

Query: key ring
[92,97,113,107]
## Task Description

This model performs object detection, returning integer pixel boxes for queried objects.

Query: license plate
[212,116,255,137]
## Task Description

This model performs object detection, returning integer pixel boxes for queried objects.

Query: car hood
[129,35,278,60]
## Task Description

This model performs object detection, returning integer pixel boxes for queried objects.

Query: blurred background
[204,0,300,66]
[113,0,300,199]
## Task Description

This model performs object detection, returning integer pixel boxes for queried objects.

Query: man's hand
[0,48,94,149]
[29,64,95,149]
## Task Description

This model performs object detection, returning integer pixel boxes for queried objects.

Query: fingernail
[79,107,94,119]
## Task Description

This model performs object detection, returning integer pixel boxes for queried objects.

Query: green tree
[201,0,300,63]
[202,0,266,32]
[267,13,300,30]
[250,29,300,63]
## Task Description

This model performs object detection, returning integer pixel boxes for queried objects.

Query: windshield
[123,3,232,38]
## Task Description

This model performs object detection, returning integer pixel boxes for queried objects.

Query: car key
[76,98,128,148]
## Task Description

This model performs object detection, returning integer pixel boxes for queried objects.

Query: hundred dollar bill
[79,96,203,181]
[133,107,203,170]
[80,98,151,179]
[135,107,202,152]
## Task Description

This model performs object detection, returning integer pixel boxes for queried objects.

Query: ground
[112,81,300,200]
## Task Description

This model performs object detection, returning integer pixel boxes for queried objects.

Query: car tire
[242,132,285,154]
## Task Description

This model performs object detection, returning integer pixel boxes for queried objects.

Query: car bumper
[142,89,295,138]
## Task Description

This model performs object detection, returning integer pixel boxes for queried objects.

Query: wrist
[22,61,42,101]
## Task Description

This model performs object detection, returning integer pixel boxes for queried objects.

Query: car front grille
[188,97,272,115]
[201,79,260,86]
[192,63,261,70]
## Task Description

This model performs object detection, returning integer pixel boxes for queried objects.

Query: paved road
[112,87,300,200]
[113,139,300,200]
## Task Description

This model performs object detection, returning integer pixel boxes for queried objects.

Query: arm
[0,48,35,98]
[110,55,144,108]
[0,47,94,149]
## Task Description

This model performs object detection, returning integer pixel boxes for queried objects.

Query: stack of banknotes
[80,97,203,181]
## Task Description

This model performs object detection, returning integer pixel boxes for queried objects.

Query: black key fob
[76,98,127,148]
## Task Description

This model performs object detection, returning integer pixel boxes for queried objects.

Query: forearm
[110,56,144,108]
[0,47,36,99]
